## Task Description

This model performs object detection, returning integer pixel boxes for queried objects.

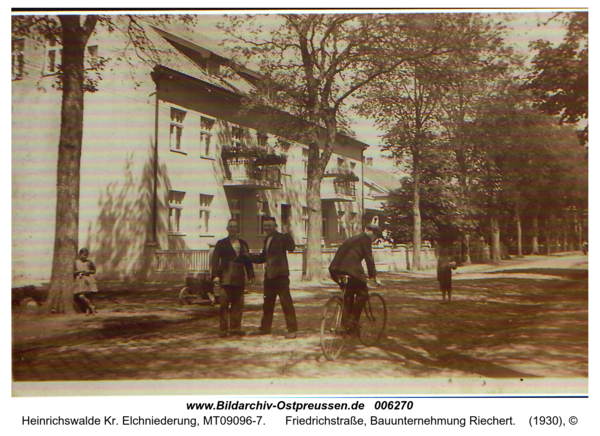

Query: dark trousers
[260,276,297,333]
[437,268,453,298]
[219,285,245,332]
[345,277,369,328]
[438,277,452,297]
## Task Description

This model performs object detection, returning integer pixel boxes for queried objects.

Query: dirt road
[12,254,588,394]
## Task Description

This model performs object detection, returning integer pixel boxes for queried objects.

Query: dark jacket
[250,231,295,279]
[211,237,255,287]
[329,233,376,283]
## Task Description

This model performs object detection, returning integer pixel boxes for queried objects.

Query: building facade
[12,23,398,285]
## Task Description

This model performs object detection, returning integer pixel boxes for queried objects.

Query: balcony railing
[333,180,357,197]
[321,177,357,202]
[223,158,283,189]
[155,249,210,273]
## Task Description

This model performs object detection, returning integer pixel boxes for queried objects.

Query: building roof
[363,164,404,195]
[148,26,253,95]
[146,26,370,152]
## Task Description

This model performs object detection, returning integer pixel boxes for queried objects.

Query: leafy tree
[523,12,588,145]
[383,150,461,248]
[440,26,517,262]
[220,13,465,279]
[13,15,98,314]
[359,13,511,268]
[12,14,193,313]
[357,62,447,270]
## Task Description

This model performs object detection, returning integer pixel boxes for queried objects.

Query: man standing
[329,224,382,335]
[211,219,255,337]
[248,217,298,339]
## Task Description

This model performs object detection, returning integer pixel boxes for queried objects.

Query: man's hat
[365,224,383,236]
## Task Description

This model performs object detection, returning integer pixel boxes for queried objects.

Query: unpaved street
[12,255,588,393]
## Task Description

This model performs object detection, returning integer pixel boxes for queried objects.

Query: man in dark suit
[211,219,255,337]
[248,217,298,339]
[329,224,382,334]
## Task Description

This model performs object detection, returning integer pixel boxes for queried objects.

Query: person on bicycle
[328,224,382,336]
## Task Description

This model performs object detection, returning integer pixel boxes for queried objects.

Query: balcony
[321,177,357,202]
[320,168,358,202]
[223,158,283,189]
[222,147,285,190]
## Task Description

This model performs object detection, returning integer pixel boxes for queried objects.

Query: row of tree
[363,13,587,268]
[12,12,587,315]
[222,12,587,271]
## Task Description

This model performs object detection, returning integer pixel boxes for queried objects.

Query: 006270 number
[374,401,413,410]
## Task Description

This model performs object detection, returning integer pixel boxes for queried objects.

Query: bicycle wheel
[320,296,346,361]
[19,297,39,314]
[359,293,387,347]
[179,287,194,305]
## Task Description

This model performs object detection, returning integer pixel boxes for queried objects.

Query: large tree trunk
[546,218,553,256]
[412,159,422,270]
[490,216,501,263]
[575,213,583,251]
[563,215,569,252]
[462,234,472,264]
[42,16,97,314]
[305,177,323,281]
[532,214,540,255]
[303,120,334,281]
[516,214,523,258]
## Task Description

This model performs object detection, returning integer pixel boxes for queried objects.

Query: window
[257,200,269,235]
[170,108,186,152]
[366,157,373,166]
[168,190,185,234]
[350,212,358,234]
[199,210,210,235]
[229,198,242,231]
[302,206,309,238]
[337,157,344,167]
[257,132,268,147]
[200,116,215,157]
[337,210,347,239]
[12,39,24,80]
[302,148,309,178]
[45,37,61,75]
[231,125,243,148]
[322,209,329,239]
[350,162,356,170]
[87,45,98,59]
[281,204,291,228]
[207,60,220,76]
[200,194,213,209]
[198,194,213,236]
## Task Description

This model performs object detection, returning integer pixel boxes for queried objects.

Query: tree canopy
[523,12,588,145]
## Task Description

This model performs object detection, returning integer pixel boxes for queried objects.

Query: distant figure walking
[328,224,382,335]
[211,219,255,337]
[437,243,457,303]
[247,217,298,339]
[74,248,98,315]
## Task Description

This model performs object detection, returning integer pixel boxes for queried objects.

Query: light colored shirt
[230,238,241,256]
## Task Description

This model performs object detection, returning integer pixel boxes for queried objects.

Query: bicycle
[320,274,387,361]
[178,273,219,306]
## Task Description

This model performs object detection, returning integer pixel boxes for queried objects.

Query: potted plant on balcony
[221,144,255,161]
[332,169,360,183]
[254,149,288,166]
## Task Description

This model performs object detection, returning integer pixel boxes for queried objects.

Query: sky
[162,9,575,174]
[7,7,583,176]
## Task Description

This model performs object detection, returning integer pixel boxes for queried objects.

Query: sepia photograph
[11,6,589,401]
